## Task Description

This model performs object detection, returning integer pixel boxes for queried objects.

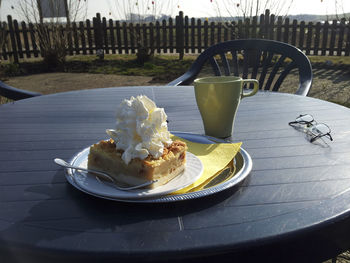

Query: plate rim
[67,150,203,200]
[64,132,252,203]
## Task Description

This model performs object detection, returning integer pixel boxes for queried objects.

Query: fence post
[184,16,189,52]
[238,19,243,38]
[224,21,229,41]
[86,19,93,54]
[299,21,306,51]
[116,21,122,54]
[161,20,167,53]
[21,21,31,58]
[210,21,215,46]
[67,21,73,56]
[244,19,250,39]
[176,11,184,60]
[102,17,109,54]
[230,21,236,40]
[306,22,313,55]
[155,21,161,53]
[109,19,116,54]
[345,19,350,56]
[28,22,39,57]
[321,21,329,56]
[124,22,129,54]
[169,17,174,53]
[314,22,321,55]
[0,22,8,61]
[252,16,257,38]
[197,19,202,52]
[291,19,297,45]
[276,16,282,41]
[93,13,103,57]
[268,14,275,40]
[72,22,79,55]
[79,21,87,55]
[7,15,19,63]
[13,19,23,59]
[329,20,337,56]
[149,22,154,54]
[337,18,345,56]
[129,23,135,54]
[283,18,290,43]
[264,9,270,39]
[258,14,265,39]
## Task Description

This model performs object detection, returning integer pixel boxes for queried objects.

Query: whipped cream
[107,95,172,164]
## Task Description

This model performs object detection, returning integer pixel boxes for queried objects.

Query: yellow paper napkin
[170,135,242,194]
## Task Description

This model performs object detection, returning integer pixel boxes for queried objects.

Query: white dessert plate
[65,148,203,200]
[64,132,252,203]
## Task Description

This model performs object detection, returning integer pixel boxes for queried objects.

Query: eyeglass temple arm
[310,133,333,143]
[288,120,313,126]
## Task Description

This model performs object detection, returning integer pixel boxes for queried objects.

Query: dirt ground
[283,67,350,106]
[3,67,350,107]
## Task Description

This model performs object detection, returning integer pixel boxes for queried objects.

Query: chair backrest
[168,39,312,96]
[0,81,41,100]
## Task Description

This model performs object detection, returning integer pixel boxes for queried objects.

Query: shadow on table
[0,169,246,263]
[1,167,346,263]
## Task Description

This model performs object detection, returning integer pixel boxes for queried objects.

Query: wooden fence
[1,10,350,63]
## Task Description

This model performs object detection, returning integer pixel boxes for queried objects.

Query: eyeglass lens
[310,123,330,135]
[296,114,314,123]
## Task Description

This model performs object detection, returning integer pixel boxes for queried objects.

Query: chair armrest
[0,81,41,100]
[295,66,313,96]
[296,79,312,96]
[167,65,203,86]
[167,72,195,86]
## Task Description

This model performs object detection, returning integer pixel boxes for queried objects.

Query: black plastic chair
[0,81,41,100]
[168,39,312,96]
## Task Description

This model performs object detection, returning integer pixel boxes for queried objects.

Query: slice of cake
[87,95,187,189]
[88,139,187,189]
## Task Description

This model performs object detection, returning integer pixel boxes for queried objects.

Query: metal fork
[54,158,157,190]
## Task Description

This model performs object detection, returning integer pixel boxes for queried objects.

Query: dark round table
[1,86,350,263]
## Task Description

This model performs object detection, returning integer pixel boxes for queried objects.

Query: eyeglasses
[288,114,333,143]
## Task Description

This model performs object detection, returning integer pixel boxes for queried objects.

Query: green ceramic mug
[194,76,259,138]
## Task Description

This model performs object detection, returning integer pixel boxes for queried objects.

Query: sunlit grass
[308,55,350,65]
[2,54,350,79]
[0,54,195,82]
[1,54,350,107]
[64,55,195,83]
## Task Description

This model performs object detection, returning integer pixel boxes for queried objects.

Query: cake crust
[87,139,187,189]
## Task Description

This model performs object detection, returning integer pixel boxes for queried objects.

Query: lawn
[1,54,350,108]
[1,54,196,82]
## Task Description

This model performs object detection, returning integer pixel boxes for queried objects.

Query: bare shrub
[16,0,87,69]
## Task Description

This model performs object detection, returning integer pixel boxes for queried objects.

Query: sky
[1,0,350,21]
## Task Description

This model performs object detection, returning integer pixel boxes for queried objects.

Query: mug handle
[241,79,259,98]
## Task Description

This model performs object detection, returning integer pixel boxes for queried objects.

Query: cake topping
[106,95,172,164]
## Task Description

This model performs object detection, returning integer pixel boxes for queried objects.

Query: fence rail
[1,10,350,63]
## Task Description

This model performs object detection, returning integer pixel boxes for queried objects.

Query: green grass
[67,54,196,77]
[0,96,12,104]
[1,54,350,107]
[1,54,196,83]
[309,55,350,65]
[2,53,350,80]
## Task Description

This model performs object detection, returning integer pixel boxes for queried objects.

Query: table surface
[1,86,350,263]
